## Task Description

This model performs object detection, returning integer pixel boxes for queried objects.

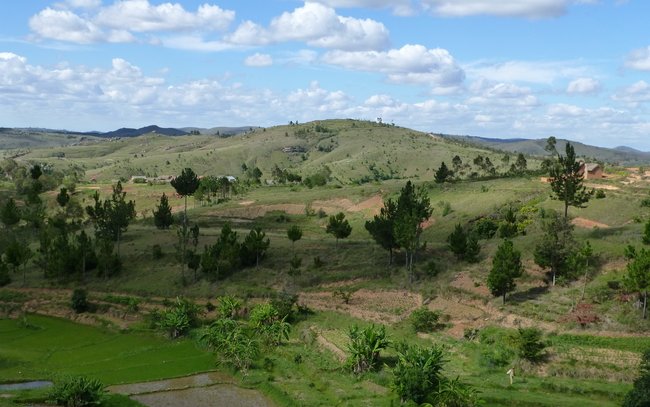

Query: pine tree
[171,167,200,225]
[549,142,593,218]
[326,212,352,248]
[153,193,174,229]
[488,239,523,304]
[434,161,452,183]
[365,198,400,265]
[1,198,20,228]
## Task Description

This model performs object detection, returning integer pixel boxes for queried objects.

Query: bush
[71,289,89,314]
[392,342,445,404]
[48,376,104,407]
[151,244,163,259]
[409,307,441,332]
[595,189,606,199]
[217,295,242,319]
[158,297,201,338]
[473,217,498,239]
[346,324,390,374]
[623,348,650,407]
[516,327,547,363]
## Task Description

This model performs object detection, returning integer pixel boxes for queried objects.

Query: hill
[446,134,650,165]
[19,119,541,182]
[100,125,188,138]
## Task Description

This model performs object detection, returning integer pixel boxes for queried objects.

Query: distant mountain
[100,125,188,138]
[444,135,650,166]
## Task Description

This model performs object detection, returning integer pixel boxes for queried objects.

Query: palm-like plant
[346,325,390,374]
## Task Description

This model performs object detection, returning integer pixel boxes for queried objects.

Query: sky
[1,1,650,150]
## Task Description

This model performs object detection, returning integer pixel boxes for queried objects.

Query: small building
[578,162,604,179]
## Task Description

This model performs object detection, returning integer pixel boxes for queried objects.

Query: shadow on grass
[508,285,550,304]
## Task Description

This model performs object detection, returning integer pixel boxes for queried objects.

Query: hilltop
[14,119,539,183]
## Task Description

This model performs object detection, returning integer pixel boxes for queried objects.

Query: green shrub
[151,244,163,259]
[409,307,441,332]
[71,289,89,314]
[595,189,606,199]
[217,295,242,319]
[392,342,445,404]
[473,218,498,239]
[159,297,201,338]
[516,327,547,363]
[623,348,650,407]
[346,324,390,374]
[48,376,104,407]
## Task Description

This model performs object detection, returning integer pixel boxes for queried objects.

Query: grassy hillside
[3,120,650,406]
[19,120,540,183]
[448,135,650,165]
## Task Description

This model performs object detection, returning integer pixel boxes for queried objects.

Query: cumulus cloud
[29,1,235,45]
[467,80,538,107]
[567,77,601,94]
[625,46,650,71]
[227,2,389,51]
[95,1,234,33]
[420,0,586,18]
[245,53,273,67]
[323,44,464,88]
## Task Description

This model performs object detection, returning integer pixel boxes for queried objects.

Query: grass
[0,315,215,385]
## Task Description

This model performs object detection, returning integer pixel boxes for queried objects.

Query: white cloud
[29,8,105,44]
[95,1,234,33]
[227,2,389,51]
[612,81,650,105]
[245,53,273,67]
[566,77,601,94]
[625,46,650,71]
[467,80,538,107]
[323,44,464,88]
[420,0,587,18]
[466,60,589,84]
[29,1,235,46]
[160,35,231,52]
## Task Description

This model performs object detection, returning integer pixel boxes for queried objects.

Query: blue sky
[1,1,650,150]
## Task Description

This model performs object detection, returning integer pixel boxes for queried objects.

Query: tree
[1,198,20,228]
[394,181,433,283]
[56,187,70,208]
[488,239,523,304]
[153,193,174,229]
[451,155,463,173]
[365,198,400,265]
[75,230,93,283]
[4,238,32,286]
[434,161,452,183]
[623,348,650,407]
[0,258,11,287]
[545,136,558,155]
[85,181,135,257]
[242,228,270,268]
[286,225,302,252]
[447,224,480,262]
[549,142,593,218]
[534,213,577,286]
[515,153,527,173]
[326,212,352,248]
[625,247,650,319]
[170,167,199,225]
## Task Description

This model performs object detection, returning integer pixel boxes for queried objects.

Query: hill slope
[20,119,538,182]
[446,135,650,165]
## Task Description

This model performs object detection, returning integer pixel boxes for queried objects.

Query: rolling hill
[445,134,650,165]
